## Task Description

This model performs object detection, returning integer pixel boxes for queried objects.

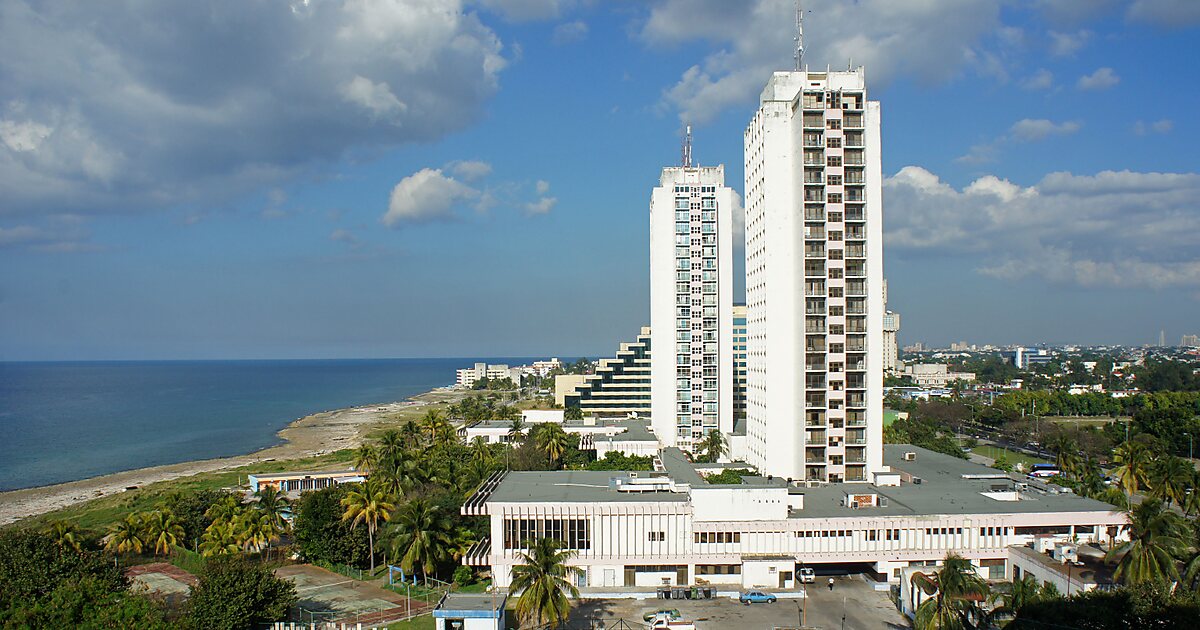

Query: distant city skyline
[2,1,1199,360]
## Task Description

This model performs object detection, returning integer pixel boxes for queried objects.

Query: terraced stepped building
[559,327,652,419]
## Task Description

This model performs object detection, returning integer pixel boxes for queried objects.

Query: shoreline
[0,386,461,527]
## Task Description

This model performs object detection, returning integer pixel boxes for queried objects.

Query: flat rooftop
[248,470,360,480]
[436,592,506,613]
[481,445,1121,519]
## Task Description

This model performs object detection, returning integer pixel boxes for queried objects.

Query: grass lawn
[16,449,357,532]
[971,445,1050,471]
[387,615,435,630]
[884,410,901,427]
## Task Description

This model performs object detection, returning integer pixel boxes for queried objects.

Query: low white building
[902,363,976,388]
[432,593,505,630]
[456,363,521,388]
[462,446,1125,590]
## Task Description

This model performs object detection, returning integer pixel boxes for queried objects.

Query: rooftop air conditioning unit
[903,452,917,461]
[912,477,923,485]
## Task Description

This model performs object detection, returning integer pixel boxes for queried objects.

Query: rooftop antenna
[682,123,692,168]
[794,0,805,70]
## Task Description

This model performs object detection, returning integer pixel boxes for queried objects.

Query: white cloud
[552,20,588,45]
[1077,67,1120,90]
[1133,119,1174,135]
[885,166,1200,289]
[642,0,1005,124]
[1009,118,1082,141]
[341,76,407,120]
[1020,69,1054,90]
[448,160,494,181]
[0,0,507,215]
[382,168,480,227]
[1034,0,1123,24]
[0,215,94,252]
[1048,30,1090,56]
[956,118,1080,163]
[524,196,557,215]
[535,180,550,195]
[1127,0,1200,26]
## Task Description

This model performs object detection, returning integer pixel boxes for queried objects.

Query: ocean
[0,358,533,491]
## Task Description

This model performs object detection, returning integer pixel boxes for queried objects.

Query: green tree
[293,485,370,567]
[104,513,147,560]
[534,423,572,469]
[1149,456,1192,508]
[341,481,396,573]
[46,520,82,553]
[199,519,241,558]
[353,443,376,473]
[697,429,727,463]
[1107,500,1187,586]
[186,556,297,630]
[6,574,170,629]
[992,454,1012,473]
[385,498,455,577]
[992,573,1054,620]
[704,468,754,484]
[563,406,583,422]
[143,509,185,556]
[909,554,989,630]
[254,485,291,538]
[510,537,583,628]
[160,489,233,550]
[0,529,124,610]
[1112,441,1153,497]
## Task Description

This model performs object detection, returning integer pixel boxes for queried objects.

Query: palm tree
[204,493,243,523]
[385,498,455,577]
[1183,471,1200,517]
[991,573,1049,619]
[493,404,520,424]
[353,443,377,473]
[234,509,271,553]
[341,481,395,573]
[1048,434,1078,472]
[1106,500,1186,586]
[1113,440,1153,497]
[199,519,241,557]
[510,537,583,628]
[469,436,493,466]
[378,429,405,460]
[1149,456,1191,508]
[507,418,526,445]
[254,485,291,534]
[420,409,447,445]
[47,520,82,552]
[1183,521,1200,592]
[909,554,989,630]
[535,423,572,469]
[143,509,185,556]
[104,513,146,559]
[698,429,727,463]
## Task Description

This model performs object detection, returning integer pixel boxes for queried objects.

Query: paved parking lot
[570,576,907,630]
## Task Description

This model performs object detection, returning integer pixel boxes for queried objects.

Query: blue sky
[2,0,1199,360]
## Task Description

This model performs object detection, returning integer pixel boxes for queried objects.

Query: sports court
[276,564,433,625]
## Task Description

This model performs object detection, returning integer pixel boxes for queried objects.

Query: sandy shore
[0,387,461,526]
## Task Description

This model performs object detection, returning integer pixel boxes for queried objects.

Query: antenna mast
[794,0,805,70]
[682,124,692,168]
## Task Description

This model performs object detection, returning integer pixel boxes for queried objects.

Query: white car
[798,567,816,583]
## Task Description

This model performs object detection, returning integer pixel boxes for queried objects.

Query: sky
[1,0,1199,360]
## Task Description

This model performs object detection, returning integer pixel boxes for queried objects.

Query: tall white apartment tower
[744,68,885,482]
[650,164,735,451]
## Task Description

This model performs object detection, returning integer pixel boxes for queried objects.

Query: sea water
[0,358,531,491]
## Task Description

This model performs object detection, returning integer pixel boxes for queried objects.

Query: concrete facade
[743,69,885,482]
[650,166,735,452]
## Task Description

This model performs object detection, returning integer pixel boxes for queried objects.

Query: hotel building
[732,304,748,422]
[558,328,652,419]
[649,165,735,450]
[744,67,885,483]
[462,445,1125,589]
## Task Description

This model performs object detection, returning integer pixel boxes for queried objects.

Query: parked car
[739,590,777,605]
[647,612,697,629]
[798,567,816,583]
[643,609,682,622]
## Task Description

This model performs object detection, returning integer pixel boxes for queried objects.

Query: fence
[312,559,367,581]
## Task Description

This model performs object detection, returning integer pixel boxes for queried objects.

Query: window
[504,519,590,550]
[694,532,741,544]
[826,119,841,130]
[826,137,842,148]
[696,564,741,575]
[827,155,842,167]
[648,531,666,542]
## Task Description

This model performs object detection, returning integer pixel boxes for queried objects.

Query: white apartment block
[462,445,1125,590]
[902,363,976,388]
[649,166,735,451]
[883,311,900,373]
[456,363,521,388]
[744,68,885,483]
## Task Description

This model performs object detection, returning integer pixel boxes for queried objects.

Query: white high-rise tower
[744,67,886,482]
[650,158,735,451]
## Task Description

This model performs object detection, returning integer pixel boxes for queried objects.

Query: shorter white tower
[649,158,735,451]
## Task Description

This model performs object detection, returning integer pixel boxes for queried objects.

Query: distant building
[247,470,364,494]
[1182,334,1199,347]
[950,341,969,352]
[559,328,652,419]
[904,342,925,353]
[883,310,900,373]
[733,304,748,420]
[527,358,562,377]
[901,363,976,387]
[456,363,521,388]
[1003,348,1053,370]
